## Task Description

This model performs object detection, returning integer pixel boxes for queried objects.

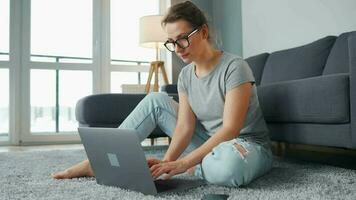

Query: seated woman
[52,1,273,187]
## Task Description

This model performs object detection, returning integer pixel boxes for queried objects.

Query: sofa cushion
[257,73,350,123]
[322,31,356,75]
[260,36,336,85]
[245,53,269,86]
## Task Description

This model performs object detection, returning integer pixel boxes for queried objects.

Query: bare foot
[51,159,94,179]
[187,165,196,176]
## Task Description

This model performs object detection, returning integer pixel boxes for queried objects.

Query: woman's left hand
[150,159,190,180]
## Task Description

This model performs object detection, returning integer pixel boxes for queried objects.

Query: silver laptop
[78,127,206,195]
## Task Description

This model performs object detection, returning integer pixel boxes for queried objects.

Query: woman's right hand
[147,157,165,168]
[147,157,171,177]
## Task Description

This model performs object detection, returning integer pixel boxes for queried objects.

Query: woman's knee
[201,141,246,187]
[144,92,170,105]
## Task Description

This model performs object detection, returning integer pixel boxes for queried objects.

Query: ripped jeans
[118,92,273,187]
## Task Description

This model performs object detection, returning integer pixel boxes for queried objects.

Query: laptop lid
[78,127,158,195]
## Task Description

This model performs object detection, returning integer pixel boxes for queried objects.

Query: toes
[51,172,61,179]
[51,171,69,179]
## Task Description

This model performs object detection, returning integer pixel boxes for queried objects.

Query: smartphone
[201,194,229,200]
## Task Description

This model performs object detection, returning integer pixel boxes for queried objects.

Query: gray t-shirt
[177,51,271,148]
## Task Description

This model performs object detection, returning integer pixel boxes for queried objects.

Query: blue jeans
[118,92,273,187]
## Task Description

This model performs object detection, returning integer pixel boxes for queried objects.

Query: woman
[52,1,273,187]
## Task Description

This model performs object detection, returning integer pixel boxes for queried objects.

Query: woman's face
[165,20,203,63]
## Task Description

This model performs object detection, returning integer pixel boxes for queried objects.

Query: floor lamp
[139,15,170,93]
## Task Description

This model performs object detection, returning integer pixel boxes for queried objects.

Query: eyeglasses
[164,28,200,52]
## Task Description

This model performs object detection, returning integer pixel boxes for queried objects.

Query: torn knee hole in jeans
[234,143,248,158]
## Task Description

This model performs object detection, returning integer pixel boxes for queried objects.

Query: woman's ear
[201,24,209,40]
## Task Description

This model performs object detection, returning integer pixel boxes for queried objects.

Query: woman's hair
[161,1,222,48]
[161,1,208,29]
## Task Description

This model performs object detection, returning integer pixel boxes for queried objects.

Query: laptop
[78,127,206,195]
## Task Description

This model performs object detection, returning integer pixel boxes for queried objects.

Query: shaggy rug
[0,148,355,200]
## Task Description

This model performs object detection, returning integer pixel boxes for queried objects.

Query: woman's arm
[162,92,197,162]
[151,82,252,179]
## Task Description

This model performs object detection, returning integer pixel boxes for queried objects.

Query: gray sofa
[76,31,356,149]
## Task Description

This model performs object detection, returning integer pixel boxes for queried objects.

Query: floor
[0,144,84,153]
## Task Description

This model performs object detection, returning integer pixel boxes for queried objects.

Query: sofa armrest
[75,93,177,139]
[245,53,269,86]
[75,93,146,127]
[349,33,356,148]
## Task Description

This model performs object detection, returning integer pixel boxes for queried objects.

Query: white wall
[242,0,356,58]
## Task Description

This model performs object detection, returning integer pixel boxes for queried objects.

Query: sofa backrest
[322,31,356,75]
[259,36,336,85]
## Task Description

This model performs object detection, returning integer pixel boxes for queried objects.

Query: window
[30,70,92,133]
[58,70,92,132]
[110,0,160,93]
[0,0,10,142]
[2,0,168,145]
[0,69,9,141]
[0,0,9,61]
[110,0,159,62]
[30,69,56,132]
[29,0,94,135]
[31,0,92,63]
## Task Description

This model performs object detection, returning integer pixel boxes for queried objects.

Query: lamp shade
[139,15,166,49]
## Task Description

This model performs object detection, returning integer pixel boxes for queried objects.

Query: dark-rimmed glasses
[164,28,200,52]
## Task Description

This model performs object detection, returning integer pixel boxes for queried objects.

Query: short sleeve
[177,70,187,94]
[225,59,256,91]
